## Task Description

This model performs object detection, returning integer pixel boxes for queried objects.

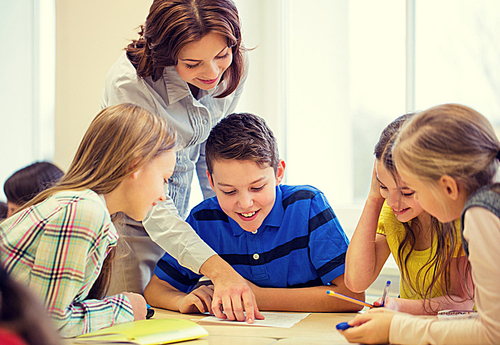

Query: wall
[54,0,280,170]
[55,0,154,169]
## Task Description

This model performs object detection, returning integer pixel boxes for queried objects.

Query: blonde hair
[24,103,176,207]
[394,103,500,196]
[20,103,177,298]
[393,104,499,309]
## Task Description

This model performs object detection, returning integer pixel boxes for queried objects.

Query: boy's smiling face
[208,159,285,232]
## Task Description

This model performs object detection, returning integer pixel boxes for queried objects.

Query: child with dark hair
[0,202,7,221]
[145,113,364,314]
[4,162,64,218]
[0,264,62,345]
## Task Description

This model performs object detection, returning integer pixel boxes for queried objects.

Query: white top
[390,207,500,344]
[102,52,247,275]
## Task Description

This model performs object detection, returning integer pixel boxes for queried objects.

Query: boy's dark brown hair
[205,113,279,175]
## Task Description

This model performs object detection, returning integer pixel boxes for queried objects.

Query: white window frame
[0,0,55,201]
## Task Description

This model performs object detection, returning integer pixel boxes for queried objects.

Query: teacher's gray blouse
[102,52,247,274]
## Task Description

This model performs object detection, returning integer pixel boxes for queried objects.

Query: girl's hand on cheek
[369,161,384,200]
[339,309,396,344]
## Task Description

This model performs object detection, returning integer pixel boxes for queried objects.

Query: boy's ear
[207,169,215,191]
[275,159,286,185]
[438,175,459,201]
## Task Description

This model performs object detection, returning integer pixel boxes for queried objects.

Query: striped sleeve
[27,194,133,337]
[308,191,349,284]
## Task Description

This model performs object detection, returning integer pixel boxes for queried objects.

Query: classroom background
[1,0,499,295]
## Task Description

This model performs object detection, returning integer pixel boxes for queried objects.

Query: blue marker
[380,280,391,308]
[336,322,352,331]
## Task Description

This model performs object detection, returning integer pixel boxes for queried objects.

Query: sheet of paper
[196,312,310,328]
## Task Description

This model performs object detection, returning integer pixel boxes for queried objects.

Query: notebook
[72,318,208,344]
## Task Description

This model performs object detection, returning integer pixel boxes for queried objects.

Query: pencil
[326,290,374,308]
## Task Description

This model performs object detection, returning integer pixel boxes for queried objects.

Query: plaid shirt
[0,189,133,337]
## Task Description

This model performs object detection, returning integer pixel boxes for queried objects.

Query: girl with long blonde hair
[341,104,500,344]
[0,103,177,337]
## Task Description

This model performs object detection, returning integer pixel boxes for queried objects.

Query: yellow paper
[73,319,208,344]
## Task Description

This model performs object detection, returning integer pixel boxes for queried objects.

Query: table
[152,308,360,345]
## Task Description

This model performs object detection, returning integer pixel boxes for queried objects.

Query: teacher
[102,0,261,323]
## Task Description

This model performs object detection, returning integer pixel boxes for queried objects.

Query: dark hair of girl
[0,265,62,345]
[4,162,63,206]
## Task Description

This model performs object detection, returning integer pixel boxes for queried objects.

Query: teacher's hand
[200,255,265,323]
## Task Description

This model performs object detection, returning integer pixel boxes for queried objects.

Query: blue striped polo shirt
[154,184,349,292]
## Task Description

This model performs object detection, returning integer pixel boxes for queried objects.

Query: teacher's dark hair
[126,0,244,99]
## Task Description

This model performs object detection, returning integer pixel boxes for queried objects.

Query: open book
[72,319,208,344]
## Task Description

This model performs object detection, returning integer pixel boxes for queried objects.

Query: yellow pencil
[326,290,374,308]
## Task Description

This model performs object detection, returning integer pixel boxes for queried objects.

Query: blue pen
[380,280,391,307]
[336,322,352,331]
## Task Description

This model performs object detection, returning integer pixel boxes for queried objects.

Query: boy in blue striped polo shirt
[144,113,364,314]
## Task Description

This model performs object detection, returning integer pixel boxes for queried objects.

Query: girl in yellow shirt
[345,113,473,314]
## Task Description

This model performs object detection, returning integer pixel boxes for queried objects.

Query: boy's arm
[144,274,214,314]
[345,163,391,292]
[247,274,364,312]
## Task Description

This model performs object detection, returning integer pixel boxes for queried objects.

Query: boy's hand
[178,285,214,314]
[339,308,396,344]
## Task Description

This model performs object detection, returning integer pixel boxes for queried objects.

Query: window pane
[415,0,500,126]
[285,0,405,204]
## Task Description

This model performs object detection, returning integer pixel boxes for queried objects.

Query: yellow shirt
[376,201,462,299]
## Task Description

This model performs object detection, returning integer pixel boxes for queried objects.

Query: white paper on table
[195,312,310,328]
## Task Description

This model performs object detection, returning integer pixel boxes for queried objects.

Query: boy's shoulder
[280,184,324,203]
[189,197,228,222]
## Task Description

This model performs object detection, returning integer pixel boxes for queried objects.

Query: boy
[144,113,364,313]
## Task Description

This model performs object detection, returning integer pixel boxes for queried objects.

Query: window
[414,0,500,123]
[0,0,56,201]
[193,1,500,239]
[225,0,500,236]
